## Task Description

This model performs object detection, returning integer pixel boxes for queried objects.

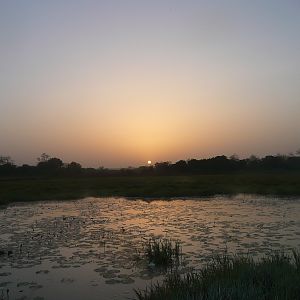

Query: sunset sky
[1,1,299,167]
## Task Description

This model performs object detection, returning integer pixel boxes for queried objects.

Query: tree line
[1,152,300,177]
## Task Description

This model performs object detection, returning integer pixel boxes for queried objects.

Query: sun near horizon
[0,1,299,167]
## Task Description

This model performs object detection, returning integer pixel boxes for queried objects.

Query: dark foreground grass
[135,250,300,300]
[1,172,300,205]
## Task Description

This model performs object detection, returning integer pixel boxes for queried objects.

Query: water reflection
[0,195,300,300]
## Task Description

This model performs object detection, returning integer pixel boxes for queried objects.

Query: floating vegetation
[60,278,75,285]
[145,238,182,268]
[135,250,300,300]
[35,270,49,275]
[0,196,300,299]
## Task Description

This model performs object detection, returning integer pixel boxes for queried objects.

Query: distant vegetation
[1,152,300,178]
[1,173,300,205]
[135,250,300,300]
[1,152,300,205]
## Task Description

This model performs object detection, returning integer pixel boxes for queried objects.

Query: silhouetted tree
[0,156,14,165]
[1,152,300,178]
[0,156,16,176]
[173,160,187,173]
[66,161,82,175]
[17,164,36,176]
[37,153,51,163]
[230,154,239,161]
[37,157,63,175]
[155,162,171,174]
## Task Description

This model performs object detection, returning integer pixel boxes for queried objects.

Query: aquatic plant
[292,249,300,270]
[135,250,300,300]
[145,238,181,268]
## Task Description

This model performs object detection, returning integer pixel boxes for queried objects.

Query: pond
[0,195,300,300]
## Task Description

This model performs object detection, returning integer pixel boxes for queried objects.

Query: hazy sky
[1,1,299,167]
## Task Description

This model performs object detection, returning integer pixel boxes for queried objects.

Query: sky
[0,0,299,167]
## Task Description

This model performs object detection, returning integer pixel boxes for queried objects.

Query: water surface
[0,195,300,300]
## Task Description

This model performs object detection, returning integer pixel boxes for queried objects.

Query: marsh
[0,195,300,300]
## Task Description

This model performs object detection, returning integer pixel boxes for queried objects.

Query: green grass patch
[0,173,300,205]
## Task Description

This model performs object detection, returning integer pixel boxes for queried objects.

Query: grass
[0,172,300,205]
[135,250,300,300]
[145,238,181,268]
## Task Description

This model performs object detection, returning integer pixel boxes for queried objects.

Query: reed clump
[145,238,181,268]
[135,250,300,300]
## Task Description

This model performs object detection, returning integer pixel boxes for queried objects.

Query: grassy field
[135,251,300,300]
[0,173,300,205]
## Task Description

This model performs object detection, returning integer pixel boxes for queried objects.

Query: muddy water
[0,195,300,300]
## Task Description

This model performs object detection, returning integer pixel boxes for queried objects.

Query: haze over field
[1,1,299,167]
